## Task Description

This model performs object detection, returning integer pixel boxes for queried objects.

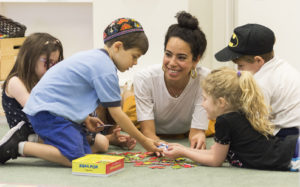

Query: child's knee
[92,134,109,153]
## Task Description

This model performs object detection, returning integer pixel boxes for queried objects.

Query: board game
[72,154,124,177]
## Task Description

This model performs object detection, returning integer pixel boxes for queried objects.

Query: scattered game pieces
[149,166,165,169]
[108,151,198,170]
[172,165,182,169]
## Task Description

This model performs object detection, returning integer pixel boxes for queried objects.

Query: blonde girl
[164,67,299,171]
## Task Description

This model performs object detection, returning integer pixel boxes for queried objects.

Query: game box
[72,154,124,177]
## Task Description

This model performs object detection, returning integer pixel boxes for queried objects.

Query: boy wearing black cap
[215,23,300,138]
[0,18,161,166]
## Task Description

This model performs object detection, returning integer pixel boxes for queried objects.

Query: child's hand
[85,116,104,132]
[124,136,137,150]
[154,140,169,157]
[108,127,137,150]
[168,143,185,148]
[163,143,186,159]
[141,138,162,153]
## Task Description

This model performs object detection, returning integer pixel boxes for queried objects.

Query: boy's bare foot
[106,126,136,150]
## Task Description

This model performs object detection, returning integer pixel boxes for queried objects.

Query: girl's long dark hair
[3,32,63,92]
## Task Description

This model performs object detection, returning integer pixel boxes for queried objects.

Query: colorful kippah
[103,18,144,43]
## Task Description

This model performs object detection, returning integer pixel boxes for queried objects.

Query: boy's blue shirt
[23,49,121,124]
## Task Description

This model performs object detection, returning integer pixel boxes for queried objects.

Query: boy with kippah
[0,18,161,167]
[215,23,300,138]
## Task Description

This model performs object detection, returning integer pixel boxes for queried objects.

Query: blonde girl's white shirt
[133,64,210,134]
[254,56,300,134]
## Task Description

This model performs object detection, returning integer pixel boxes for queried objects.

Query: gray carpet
[0,116,299,187]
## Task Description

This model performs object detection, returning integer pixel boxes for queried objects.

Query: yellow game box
[72,154,124,177]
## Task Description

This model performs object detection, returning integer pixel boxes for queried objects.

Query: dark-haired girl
[2,32,64,142]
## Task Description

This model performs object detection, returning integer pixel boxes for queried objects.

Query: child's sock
[18,141,26,156]
[28,134,39,142]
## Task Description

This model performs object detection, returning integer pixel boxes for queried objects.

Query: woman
[132,11,211,150]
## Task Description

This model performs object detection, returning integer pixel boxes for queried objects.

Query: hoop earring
[162,65,166,72]
[190,68,197,79]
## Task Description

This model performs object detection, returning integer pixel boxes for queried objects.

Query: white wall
[234,0,300,71]
[1,0,229,85]
[188,0,212,69]
[211,0,235,69]
[2,0,298,83]
[0,2,93,58]
[93,0,189,85]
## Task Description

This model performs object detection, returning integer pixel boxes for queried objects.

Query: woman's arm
[189,78,209,149]
[140,120,160,141]
[164,142,229,167]
[6,76,30,107]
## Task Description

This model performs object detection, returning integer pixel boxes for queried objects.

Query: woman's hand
[189,129,206,149]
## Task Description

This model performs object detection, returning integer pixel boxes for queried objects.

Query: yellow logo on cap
[228,33,238,47]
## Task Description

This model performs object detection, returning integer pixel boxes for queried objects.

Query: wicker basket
[0,15,26,38]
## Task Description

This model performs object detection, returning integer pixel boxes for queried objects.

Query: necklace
[168,86,183,98]
[165,78,189,98]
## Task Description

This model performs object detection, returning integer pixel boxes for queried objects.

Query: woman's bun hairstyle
[176,11,198,30]
[164,11,207,61]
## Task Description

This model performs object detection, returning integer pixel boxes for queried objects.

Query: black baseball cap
[215,23,275,62]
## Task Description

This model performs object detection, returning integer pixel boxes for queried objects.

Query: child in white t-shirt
[215,23,300,138]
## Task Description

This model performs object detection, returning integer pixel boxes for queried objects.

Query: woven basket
[0,15,26,38]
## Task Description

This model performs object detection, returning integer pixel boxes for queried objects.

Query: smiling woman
[129,11,214,152]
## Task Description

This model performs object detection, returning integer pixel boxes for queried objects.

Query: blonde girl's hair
[201,67,273,137]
